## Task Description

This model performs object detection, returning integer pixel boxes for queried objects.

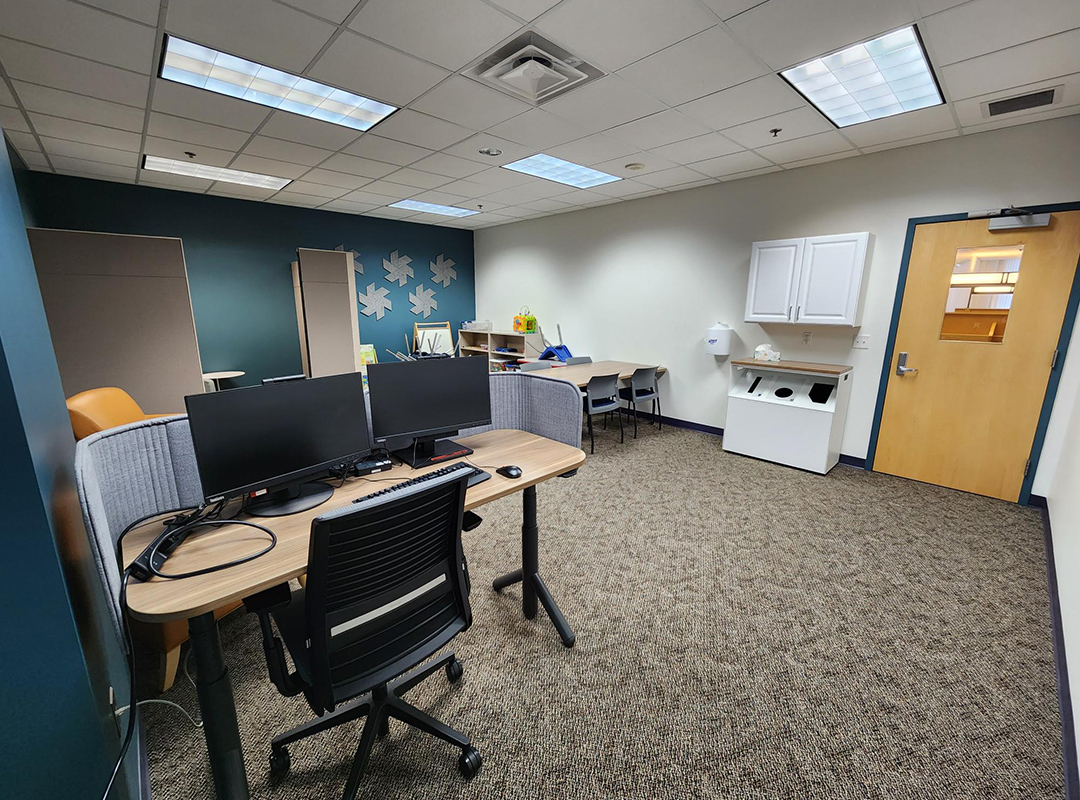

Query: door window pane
[940,245,1023,343]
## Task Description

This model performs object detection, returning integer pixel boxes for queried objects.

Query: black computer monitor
[367,357,491,468]
[185,372,371,517]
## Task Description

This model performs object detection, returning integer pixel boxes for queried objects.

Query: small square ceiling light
[389,200,479,217]
[160,35,397,131]
[780,25,943,128]
[143,155,292,189]
[501,154,620,188]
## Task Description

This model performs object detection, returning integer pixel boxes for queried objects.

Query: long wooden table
[536,359,667,389]
[124,428,586,800]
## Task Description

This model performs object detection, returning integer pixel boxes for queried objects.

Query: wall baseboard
[839,454,867,469]
[1042,508,1079,800]
[1029,494,1049,509]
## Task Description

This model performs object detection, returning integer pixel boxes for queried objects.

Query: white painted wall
[475,116,1080,494]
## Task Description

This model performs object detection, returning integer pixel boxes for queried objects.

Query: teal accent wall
[18,171,475,387]
[0,133,135,798]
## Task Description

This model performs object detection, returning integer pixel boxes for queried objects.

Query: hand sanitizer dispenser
[705,323,732,356]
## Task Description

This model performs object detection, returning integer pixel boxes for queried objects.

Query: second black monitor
[367,357,491,467]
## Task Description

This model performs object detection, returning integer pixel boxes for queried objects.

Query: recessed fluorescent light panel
[159,35,397,131]
[389,200,479,217]
[780,25,943,128]
[501,154,620,188]
[142,155,292,190]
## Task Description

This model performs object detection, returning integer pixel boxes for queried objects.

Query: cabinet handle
[788,305,793,320]
[796,305,801,319]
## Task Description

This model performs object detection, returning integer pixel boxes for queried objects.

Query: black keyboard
[353,461,490,505]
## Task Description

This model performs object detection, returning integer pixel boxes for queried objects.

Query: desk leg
[189,612,249,800]
[492,485,576,648]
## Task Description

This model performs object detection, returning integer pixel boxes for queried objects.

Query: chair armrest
[244,583,307,697]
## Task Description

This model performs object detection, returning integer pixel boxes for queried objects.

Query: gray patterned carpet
[144,423,1064,800]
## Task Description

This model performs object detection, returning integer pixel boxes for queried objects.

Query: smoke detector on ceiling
[467,33,604,105]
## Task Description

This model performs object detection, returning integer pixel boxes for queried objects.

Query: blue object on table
[538,345,573,361]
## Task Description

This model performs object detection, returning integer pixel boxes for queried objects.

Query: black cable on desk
[147,518,276,580]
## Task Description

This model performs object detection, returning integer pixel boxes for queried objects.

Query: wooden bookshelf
[458,329,544,369]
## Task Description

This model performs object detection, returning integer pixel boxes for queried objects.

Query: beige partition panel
[293,248,361,378]
[28,228,204,414]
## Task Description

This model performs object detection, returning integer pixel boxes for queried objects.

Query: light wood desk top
[537,360,667,389]
[124,429,585,623]
[730,359,851,376]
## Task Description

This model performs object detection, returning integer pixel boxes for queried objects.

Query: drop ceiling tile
[12,83,144,132]
[382,167,454,190]
[343,135,433,166]
[649,132,742,164]
[320,199,382,214]
[914,0,967,15]
[80,0,159,24]
[460,165,537,189]
[605,110,712,151]
[350,0,521,71]
[251,110,361,150]
[352,179,421,199]
[0,107,31,133]
[281,180,349,199]
[441,133,539,165]
[267,192,325,208]
[859,129,959,154]
[778,149,859,170]
[139,170,215,191]
[487,0,560,19]
[28,114,141,150]
[5,131,38,150]
[0,81,15,108]
[486,109,592,150]
[727,0,914,70]
[287,0,358,24]
[452,197,508,211]
[208,184,279,200]
[546,134,638,166]
[666,178,717,192]
[692,149,772,177]
[411,76,531,130]
[407,189,471,206]
[582,177,656,196]
[52,155,136,179]
[634,166,709,188]
[367,110,473,150]
[229,154,310,180]
[941,29,1080,100]
[678,75,804,130]
[242,136,333,167]
[152,81,270,133]
[40,138,139,167]
[409,152,488,178]
[144,136,237,167]
[321,153,400,179]
[339,188,404,205]
[520,197,574,212]
[0,0,156,73]
[700,0,766,20]
[493,205,540,218]
[841,105,956,148]
[719,165,782,181]
[549,188,610,205]
[0,41,150,107]
[436,178,492,197]
[309,31,449,106]
[959,101,1080,134]
[952,72,1080,128]
[617,26,766,106]
[721,106,833,149]
[535,0,717,71]
[923,0,1080,67]
[542,76,666,131]
[300,168,374,190]
[754,130,854,163]
[19,151,51,168]
[480,179,576,204]
[148,113,252,150]
[167,0,337,73]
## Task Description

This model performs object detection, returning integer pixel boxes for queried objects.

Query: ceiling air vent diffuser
[467,33,604,105]
[981,87,1061,119]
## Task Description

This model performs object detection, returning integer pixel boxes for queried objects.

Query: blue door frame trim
[865,202,1080,506]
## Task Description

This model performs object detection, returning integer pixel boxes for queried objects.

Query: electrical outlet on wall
[853,334,870,350]
[802,331,813,345]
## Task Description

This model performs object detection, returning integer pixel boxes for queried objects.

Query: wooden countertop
[536,360,666,389]
[731,359,852,375]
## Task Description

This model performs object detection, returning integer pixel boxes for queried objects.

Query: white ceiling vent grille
[980,86,1062,119]
[466,33,604,105]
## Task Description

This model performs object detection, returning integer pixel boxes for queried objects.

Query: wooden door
[874,211,1080,501]
[795,232,868,326]
[745,238,803,323]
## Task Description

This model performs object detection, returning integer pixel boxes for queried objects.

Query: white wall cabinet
[745,232,869,326]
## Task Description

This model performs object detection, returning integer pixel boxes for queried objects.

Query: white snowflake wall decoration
[430,254,457,288]
[383,250,413,286]
[358,283,392,320]
[335,245,363,274]
[409,284,438,318]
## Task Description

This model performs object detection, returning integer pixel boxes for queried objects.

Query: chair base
[268,650,480,799]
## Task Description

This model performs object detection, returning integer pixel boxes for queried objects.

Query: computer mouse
[496,465,523,479]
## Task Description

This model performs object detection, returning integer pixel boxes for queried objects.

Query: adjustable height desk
[123,428,586,800]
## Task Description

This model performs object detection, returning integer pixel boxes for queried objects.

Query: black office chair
[245,470,482,800]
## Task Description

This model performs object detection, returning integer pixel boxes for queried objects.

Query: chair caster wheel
[269,747,291,779]
[458,746,482,778]
[445,657,464,683]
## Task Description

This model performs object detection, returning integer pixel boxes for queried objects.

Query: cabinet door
[795,232,869,326]
[745,238,803,323]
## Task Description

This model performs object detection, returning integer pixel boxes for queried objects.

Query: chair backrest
[459,372,583,449]
[566,356,592,365]
[630,367,658,394]
[304,470,472,711]
[73,416,203,641]
[585,374,620,413]
[519,361,552,372]
[67,387,149,441]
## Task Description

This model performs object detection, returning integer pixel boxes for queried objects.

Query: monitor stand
[247,480,334,517]
[393,435,473,469]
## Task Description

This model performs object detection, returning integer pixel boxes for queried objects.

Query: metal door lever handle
[895,351,918,377]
